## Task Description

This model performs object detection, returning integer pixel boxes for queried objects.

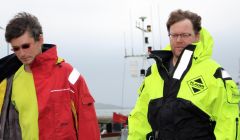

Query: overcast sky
[0,0,240,108]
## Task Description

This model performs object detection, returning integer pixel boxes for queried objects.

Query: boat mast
[0,26,10,56]
[124,17,152,77]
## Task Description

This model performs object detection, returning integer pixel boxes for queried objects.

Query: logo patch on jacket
[187,76,207,95]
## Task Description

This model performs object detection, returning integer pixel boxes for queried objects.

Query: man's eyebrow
[11,45,19,48]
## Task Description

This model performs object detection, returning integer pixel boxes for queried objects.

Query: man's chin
[174,51,182,57]
[21,60,32,65]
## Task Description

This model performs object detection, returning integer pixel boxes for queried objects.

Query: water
[96,109,131,117]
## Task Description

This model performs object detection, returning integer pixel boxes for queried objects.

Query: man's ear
[194,33,200,42]
[39,34,43,44]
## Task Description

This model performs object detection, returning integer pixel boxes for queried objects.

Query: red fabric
[113,112,128,123]
[31,45,100,140]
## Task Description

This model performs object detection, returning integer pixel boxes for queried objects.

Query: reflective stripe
[173,50,193,80]
[222,69,231,79]
[50,88,75,93]
[68,68,80,85]
[71,100,78,132]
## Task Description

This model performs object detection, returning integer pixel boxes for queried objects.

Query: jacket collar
[30,44,58,68]
[149,45,196,65]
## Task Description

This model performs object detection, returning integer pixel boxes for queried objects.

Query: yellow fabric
[12,65,39,140]
[0,79,7,113]
[56,57,64,64]
[71,100,78,132]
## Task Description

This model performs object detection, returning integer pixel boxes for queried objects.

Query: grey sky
[0,0,240,108]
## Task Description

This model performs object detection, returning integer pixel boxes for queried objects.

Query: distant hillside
[95,103,131,109]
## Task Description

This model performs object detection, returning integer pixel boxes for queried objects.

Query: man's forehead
[10,32,34,46]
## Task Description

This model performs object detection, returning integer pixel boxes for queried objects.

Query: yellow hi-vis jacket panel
[0,79,7,113]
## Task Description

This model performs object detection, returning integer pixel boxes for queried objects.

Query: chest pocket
[50,88,73,121]
[50,88,77,139]
[225,80,240,104]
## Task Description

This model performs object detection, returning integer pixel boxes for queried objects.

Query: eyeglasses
[11,43,31,52]
[169,33,192,40]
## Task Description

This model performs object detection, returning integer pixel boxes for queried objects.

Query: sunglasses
[11,43,31,52]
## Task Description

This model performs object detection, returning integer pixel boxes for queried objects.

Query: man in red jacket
[0,12,100,140]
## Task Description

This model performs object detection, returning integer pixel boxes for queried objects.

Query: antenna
[0,26,10,55]
[124,17,153,77]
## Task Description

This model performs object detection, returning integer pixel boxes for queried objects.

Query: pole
[7,43,9,55]
[0,26,9,55]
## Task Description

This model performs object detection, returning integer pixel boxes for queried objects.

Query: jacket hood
[193,28,214,62]
[31,44,57,67]
[161,28,214,63]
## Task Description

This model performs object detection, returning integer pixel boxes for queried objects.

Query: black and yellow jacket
[128,28,240,140]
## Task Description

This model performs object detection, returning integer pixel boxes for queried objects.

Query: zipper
[154,130,159,140]
[161,62,170,77]
[236,118,238,140]
[149,53,170,77]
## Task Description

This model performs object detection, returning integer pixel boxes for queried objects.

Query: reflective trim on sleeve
[221,69,231,79]
[173,50,193,80]
[68,68,80,85]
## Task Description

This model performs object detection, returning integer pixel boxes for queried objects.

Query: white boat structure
[98,16,154,140]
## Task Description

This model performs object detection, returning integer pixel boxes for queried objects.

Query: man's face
[169,19,199,59]
[10,31,43,65]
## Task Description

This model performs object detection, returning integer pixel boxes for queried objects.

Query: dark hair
[5,12,43,42]
[166,9,202,34]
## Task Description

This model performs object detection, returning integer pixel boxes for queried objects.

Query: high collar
[30,44,61,79]
[30,44,58,69]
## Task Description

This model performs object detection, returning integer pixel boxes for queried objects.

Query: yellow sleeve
[0,79,7,113]
[128,80,152,140]
[213,79,240,140]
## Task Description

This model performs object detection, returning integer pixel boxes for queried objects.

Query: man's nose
[17,48,26,56]
[176,35,183,41]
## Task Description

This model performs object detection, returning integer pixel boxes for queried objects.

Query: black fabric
[148,98,216,140]
[0,54,22,83]
[149,50,172,80]
[41,44,55,52]
[168,59,174,77]
[146,131,155,140]
[213,68,222,79]
[146,67,152,77]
